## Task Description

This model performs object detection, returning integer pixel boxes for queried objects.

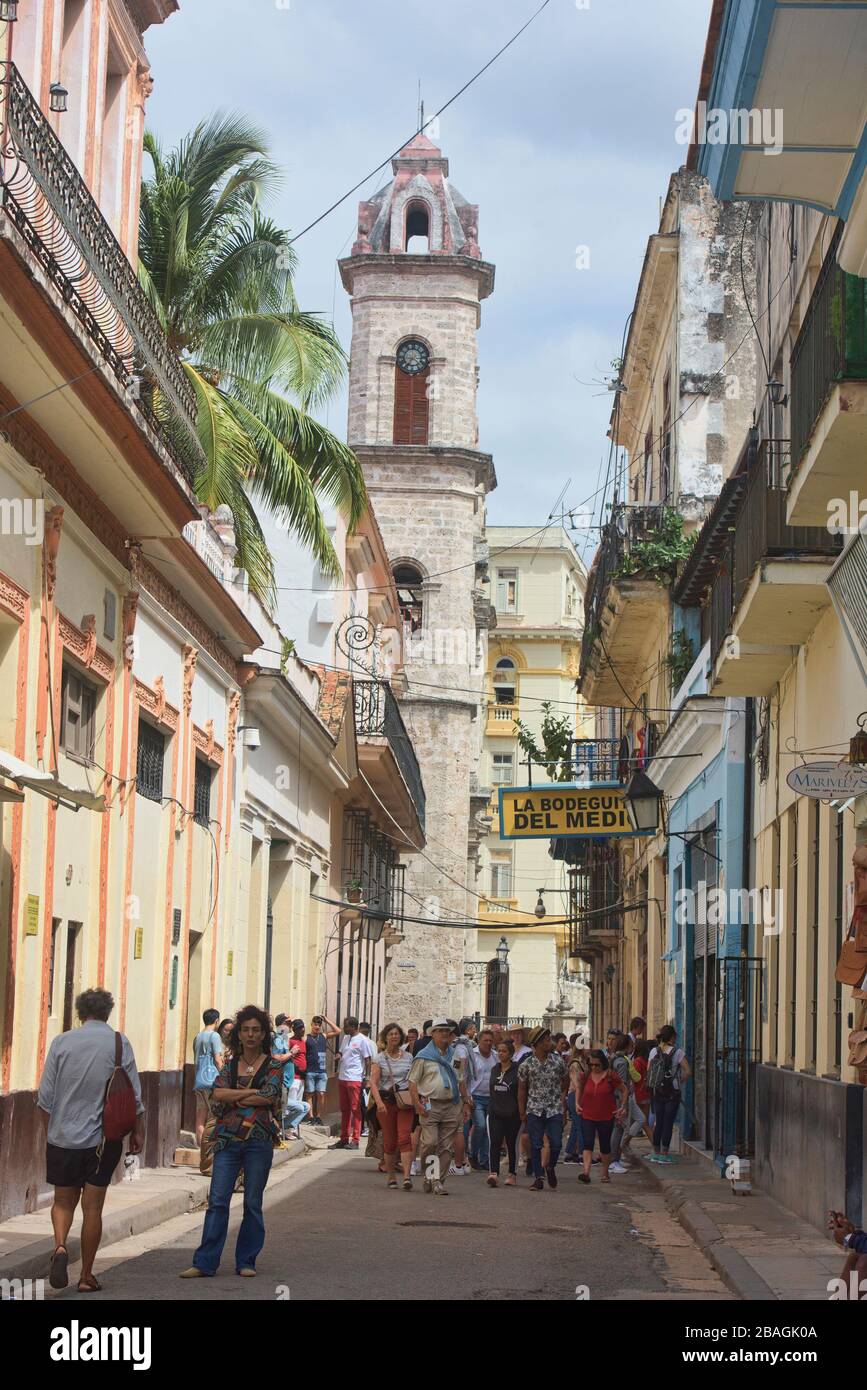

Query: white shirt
[338,1032,375,1082]
[470,1047,498,1097]
[512,1044,531,1065]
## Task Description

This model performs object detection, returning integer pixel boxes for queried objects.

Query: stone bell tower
[339,132,496,1022]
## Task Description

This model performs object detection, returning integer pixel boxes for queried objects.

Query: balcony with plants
[579,503,692,707]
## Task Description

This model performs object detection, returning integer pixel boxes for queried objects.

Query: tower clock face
[396,340,430,375]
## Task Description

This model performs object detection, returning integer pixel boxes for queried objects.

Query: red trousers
[379,1099,415,1154]
[339,1080,363,1143]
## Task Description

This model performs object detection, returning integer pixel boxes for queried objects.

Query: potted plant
[345,879,364,904]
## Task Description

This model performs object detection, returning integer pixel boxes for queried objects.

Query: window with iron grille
[60,664,97,764]
[136,718,165,801]
[193,757,212,827]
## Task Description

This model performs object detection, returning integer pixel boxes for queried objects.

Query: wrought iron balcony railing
[791,227,867,469]
[566,844,622,954]
[354,678,426,830]
[709,438,842,663]
[0,62,199,481]
[341,808,406,927]
[581,502,672,674]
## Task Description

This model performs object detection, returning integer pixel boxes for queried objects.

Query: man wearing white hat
[408,1020,471,1196]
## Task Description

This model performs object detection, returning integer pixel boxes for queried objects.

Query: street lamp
[495,936,510,970]
[0,2,20,22]
[534,890,546,919]
[767,378,788,408]
[624,769,664,834]
[49,82,68,113]
[236,725,261,749]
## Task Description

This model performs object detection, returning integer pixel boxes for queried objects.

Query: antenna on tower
[417,80,423,134]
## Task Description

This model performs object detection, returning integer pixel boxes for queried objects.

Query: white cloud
[146,0,713,523]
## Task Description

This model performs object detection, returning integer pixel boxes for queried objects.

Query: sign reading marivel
[785,761,867,800]
[498,784,654,840]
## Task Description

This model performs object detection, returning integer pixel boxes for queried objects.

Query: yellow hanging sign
[498,784,649,840]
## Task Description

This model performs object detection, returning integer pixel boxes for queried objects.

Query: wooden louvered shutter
[393,365,430,444]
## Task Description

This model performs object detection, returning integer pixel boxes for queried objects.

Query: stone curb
[0,1140,308,1286]
[642,1162,778,1302]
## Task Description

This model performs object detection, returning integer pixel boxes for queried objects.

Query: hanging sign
[785,762,867,800]
[498,784,652,840]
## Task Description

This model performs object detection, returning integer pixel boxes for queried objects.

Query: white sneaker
[410,1160,421,1176]
[461,1163,472,1175]
[448,1162,461,1175]
[609,1161,629,1174]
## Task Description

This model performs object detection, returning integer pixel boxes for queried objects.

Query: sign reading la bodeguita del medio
[497,784,654,840]
[785,761,867,799]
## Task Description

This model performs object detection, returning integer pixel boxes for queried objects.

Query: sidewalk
[639,1145,846,1301]
[0,1139,312,1287]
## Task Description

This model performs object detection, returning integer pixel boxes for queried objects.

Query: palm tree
[138,112,365,604]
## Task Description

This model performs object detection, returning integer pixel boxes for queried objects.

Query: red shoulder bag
[101,1031,138,1144]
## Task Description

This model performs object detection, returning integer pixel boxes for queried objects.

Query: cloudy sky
[146,0,713,559]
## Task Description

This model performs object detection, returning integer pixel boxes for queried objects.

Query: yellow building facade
[469,526,590,1027]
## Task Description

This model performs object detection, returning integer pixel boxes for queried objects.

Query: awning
[0,750,106,812]
[690,1,867,276]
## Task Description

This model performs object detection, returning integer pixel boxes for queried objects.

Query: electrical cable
[288,0,554,246]
[0,365,102,424]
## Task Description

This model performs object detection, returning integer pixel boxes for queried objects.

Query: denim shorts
[305,1071,328,1093]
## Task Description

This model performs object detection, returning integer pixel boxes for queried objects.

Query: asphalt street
[46,1145,732,1302]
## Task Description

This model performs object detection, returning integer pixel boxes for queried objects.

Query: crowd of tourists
[334,1014,694,1195]
[35,991,867,1289]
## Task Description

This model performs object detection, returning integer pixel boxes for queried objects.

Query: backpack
[101,1032,138,1144]
[648,1047,678,1101]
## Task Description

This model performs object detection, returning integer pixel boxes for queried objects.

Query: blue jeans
[283,1096,309,1132]
[193,1136,273,1274]
[526,1112,564,1178]
[565,1091,584,1156]
[469,1094,490,1167]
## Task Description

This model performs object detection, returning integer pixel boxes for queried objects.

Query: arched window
[493,657,516,705]
[405,200,431,253]
[394,563,424,633]
[393,338,431,444]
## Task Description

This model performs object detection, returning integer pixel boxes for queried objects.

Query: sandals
[486,1174,498,1187]
[578,1173,591,1184]
[387,1179,399,1189]
[504,1174,516,1186]
[49,1245,69,1290]
[77,1275,102,1293]
[237,1268,256,1278]
[402,1178,413,1190]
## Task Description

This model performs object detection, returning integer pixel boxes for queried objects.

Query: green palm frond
[140,113,365,612]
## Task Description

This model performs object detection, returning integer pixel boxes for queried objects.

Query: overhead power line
[288,0,554,245]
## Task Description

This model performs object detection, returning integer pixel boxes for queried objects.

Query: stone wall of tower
[345,262,483,450]
[358,450,486,1021]
[340,157,495,1023]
